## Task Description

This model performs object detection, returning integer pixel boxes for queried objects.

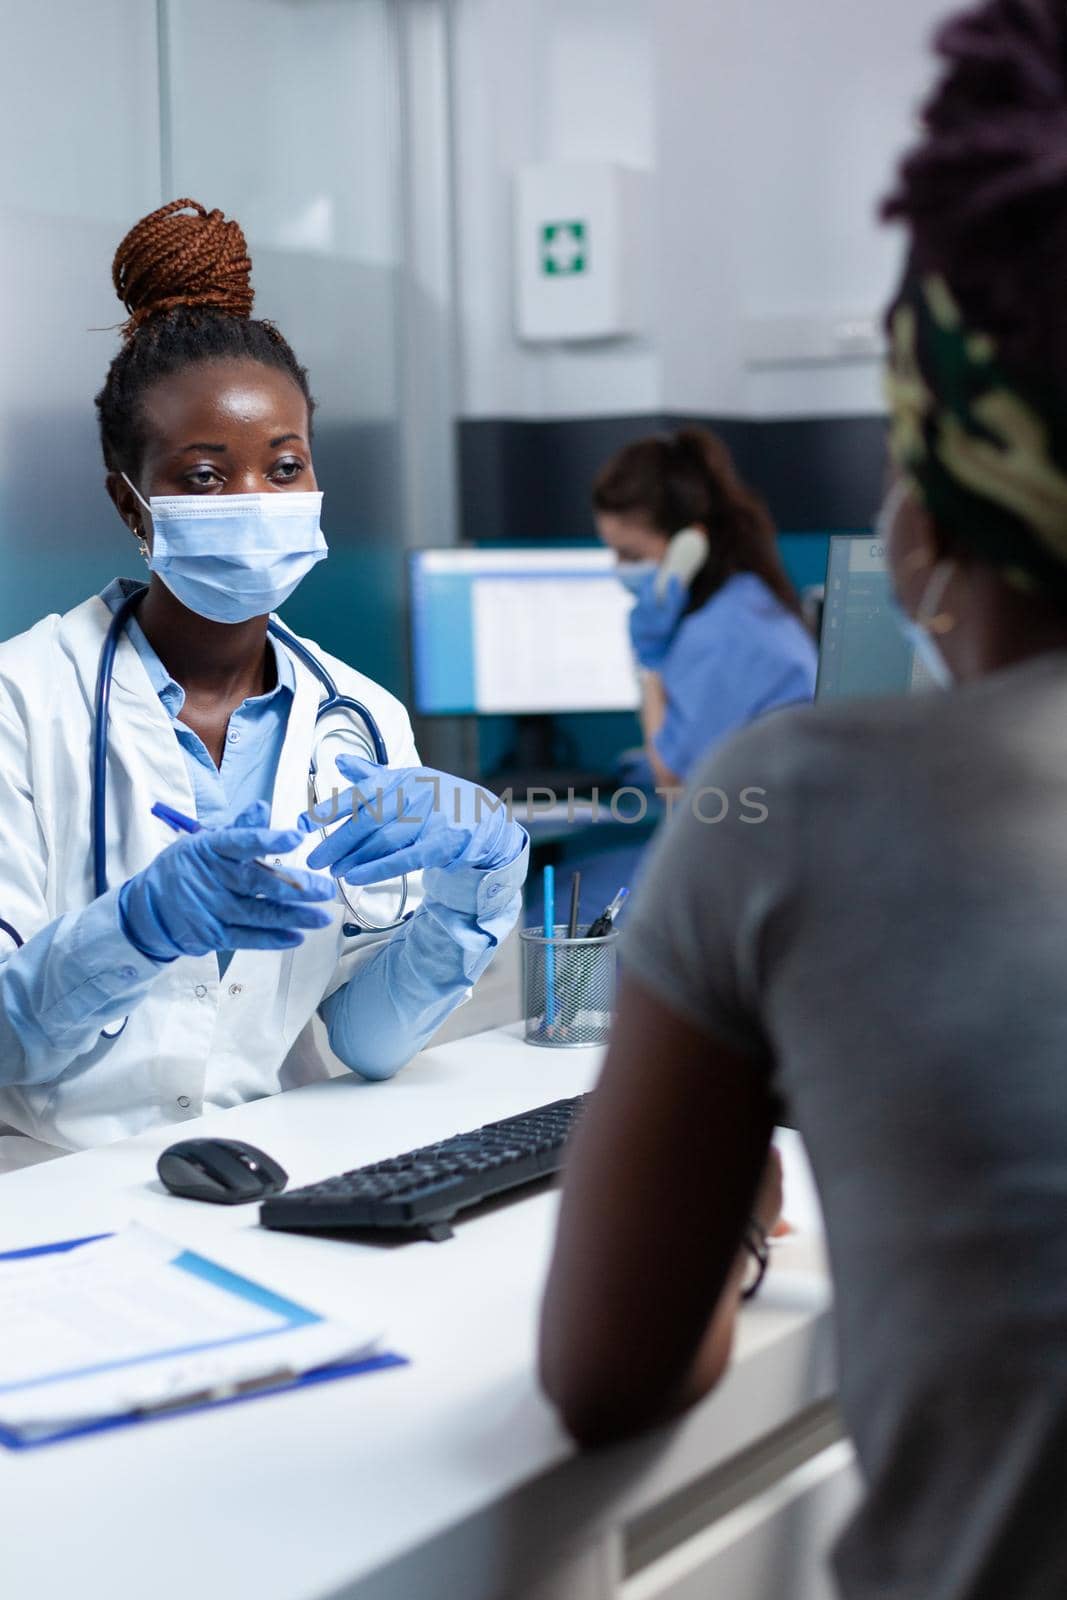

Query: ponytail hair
[592,426,803,617]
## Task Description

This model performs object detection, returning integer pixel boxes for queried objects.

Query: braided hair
[883,0,1067,393]
[95,198,315,477]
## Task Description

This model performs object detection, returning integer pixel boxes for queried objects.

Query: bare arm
[539,972,776,1448]
[640,672,682,789]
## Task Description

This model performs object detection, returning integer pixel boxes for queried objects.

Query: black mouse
[157,1137,288,1205]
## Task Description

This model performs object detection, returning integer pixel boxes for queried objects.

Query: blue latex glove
[119,800,336,960]
[628,572,688,670]
[303,756,525,887]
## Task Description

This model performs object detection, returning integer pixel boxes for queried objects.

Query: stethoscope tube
[265,620,389,766]
[90,593,391,900]
[91,586,150,1038]
[93,587,149,901]
[85,594,405,1028]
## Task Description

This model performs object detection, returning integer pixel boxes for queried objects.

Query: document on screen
[471,576,641,713]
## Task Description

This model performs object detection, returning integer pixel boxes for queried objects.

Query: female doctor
[0,199,528,1173]
[594,429,818,788]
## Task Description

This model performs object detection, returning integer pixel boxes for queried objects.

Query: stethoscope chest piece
[306,717,411,938]
[267,622,409,937]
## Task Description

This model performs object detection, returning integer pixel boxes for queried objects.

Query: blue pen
[151,801,307,891]
[543,864,557,1031]
[151,801,202,836]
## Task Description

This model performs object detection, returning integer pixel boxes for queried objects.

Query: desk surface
[518,795,663,849]
[0,1026,833,1600]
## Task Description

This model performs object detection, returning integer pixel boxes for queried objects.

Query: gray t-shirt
[624,654,1067,1600]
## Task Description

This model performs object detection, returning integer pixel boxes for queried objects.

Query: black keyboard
[259,1094,588,1241]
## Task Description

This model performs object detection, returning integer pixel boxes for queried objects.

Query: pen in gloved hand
[151,802,307,891]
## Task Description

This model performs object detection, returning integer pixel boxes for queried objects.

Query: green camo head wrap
[885,266,1067,598]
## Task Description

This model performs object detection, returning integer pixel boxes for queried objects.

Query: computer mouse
[157,1137,288,1205]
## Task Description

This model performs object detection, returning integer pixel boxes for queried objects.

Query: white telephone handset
[655,525,710,600]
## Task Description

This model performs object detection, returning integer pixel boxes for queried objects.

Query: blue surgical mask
[875,481,955,689]
[889,595,954,688]
[615,559,657,597]
[123,476,327,624]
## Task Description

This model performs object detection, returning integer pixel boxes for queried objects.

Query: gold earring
[130,523,149,564]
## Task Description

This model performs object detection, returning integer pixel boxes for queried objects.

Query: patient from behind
[540,3,1067,1597]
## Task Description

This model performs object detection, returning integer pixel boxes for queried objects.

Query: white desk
[0,1026,853,1600]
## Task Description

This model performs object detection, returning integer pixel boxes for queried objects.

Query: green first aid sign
[541,220,587,276]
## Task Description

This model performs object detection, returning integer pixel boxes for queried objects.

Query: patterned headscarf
[885,266,1067,597]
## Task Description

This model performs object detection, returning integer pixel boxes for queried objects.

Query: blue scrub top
[653,572,817,781]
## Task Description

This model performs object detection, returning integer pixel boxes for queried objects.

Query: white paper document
[0,1227,381,1440]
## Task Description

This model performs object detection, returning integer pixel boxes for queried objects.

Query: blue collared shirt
[0,582,526,1096]
[103,580,295,978]
[654,573,818,780]
[109,580,297,832]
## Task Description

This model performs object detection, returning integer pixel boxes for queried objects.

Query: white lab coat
[0,593,423,1170]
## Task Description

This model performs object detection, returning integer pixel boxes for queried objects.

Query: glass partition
[0,0,414,698]
[0,1,162,630]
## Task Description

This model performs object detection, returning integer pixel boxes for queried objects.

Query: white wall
[451,0,658,418]
[452,0,950,420]
[657,0,947,417]
[165,0,399,268]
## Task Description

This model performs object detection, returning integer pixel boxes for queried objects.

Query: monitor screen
[817,535,936,700]
[409,548,641,716]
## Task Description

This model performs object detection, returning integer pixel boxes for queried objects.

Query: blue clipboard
[0,1234,408,1451]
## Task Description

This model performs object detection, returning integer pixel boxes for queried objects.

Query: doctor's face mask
[123,475,327,625]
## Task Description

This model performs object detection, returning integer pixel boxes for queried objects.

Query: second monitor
[409,548,641,717]
[817,534,935,700]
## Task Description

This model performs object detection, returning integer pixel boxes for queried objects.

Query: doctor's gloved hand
[628,572,688,670]
[301,756,526,888]
[119,801,336,962]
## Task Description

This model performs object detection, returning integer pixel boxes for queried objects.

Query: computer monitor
[409,548,641,716]
[817,534,937,700]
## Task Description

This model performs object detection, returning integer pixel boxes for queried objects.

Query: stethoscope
[89,587,410,1038]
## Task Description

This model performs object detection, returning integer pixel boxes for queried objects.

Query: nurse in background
[594,429,818,788]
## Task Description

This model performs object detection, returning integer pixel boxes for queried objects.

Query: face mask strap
[874,477,912,547]
[120,472,153,562]
[915,560,957,638]
[877,480,958,640]
[120,471,152,517]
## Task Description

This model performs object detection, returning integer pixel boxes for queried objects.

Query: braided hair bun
[96,199,313,475]
[112,198,254,339]
[883,0,1067,386]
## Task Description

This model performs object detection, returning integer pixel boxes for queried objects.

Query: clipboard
[0,1234,408,1452]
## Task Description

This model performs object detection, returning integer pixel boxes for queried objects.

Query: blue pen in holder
[520,926,619,1048]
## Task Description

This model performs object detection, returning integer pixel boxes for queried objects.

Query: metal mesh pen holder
[520,927,619,1048]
